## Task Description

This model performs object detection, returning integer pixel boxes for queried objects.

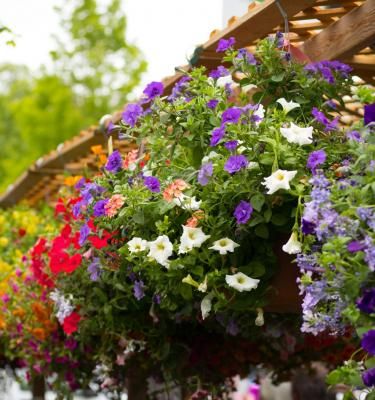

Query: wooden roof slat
[292,6,358,21]
[199,0,317,52]
[300,0,375,61]
[345,54,375,71]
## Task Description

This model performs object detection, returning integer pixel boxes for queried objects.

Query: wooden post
[31,375,45,400]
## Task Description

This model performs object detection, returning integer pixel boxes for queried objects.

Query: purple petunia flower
[301,218,316,235]
[357,288,375,314]
[144,176,160,193]
[143,81,164,100]
[75,177,86,190]
[346,130,363,142]
[198,162,213,186]
[65,337,78,351]
[153,293,161,304]
[107,121,115,134]
[206,99,219,109]
[347,241,365,253]
[133,280,145,300]
[224,155,248,174]
[93,199,109,217]
[88,258,102,282]
[209,66,230,79]
[105,150,123,173]
[236,48,256,65]
[80,183,105,205]
[364,236,375,271]
[325,99,337,109]
[307,149,326,172]
[210,125,226,146]
[222,107,242,124]
[234,200,253,224]
[362,330,375,355]
[312,107,339,132]
[224,140,238,151]
[168,76,191,102]
[364,103,375,126]
[226,319,239,336]
[216,37,235,52]
[304,60,352,83]
[72,200,84,218]
[362,367,375,387]
[272,31,283,48]
[79,223,90,246]
[122,103,143,127]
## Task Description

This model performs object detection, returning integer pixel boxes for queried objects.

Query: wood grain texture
[301,0,375,60]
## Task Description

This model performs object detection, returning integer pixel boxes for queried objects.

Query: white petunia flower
[148,235,173,267]
[276,98,300,114]
[280,122,313,146]
[198,276,208,293]
[209,237,239,255]
[225,272,260,292]
[201,293,214,320]
[182,274,199,288]
[262,169,297,195]
[202,151,220,164]
[49,289,74,324]
[178,241,193,254]
[180,225,210,251]
[253,104,265,125]
[282,232,302,254]
[247,161,259,170]
[217,75,235,88]
[173,194,202,211]
[255,308,264,326]
[127,237,148,253]
[241,83,258,94]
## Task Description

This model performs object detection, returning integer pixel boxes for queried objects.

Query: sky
[0,0,251,94]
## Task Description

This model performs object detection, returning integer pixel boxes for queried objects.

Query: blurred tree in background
[0,0,146,192]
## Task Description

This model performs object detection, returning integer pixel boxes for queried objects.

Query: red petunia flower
[62,312,81,336]
[64,254,82,274]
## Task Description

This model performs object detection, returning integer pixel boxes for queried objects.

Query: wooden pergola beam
[300,0,375,61]
[201,0,316,53]
[0,128,106,207]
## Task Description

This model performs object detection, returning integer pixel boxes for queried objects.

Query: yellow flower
[64,175,83,187]
[0,237,8,247]
[91,145,103,155]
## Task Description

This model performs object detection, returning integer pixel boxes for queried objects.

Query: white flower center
[276,172,285,181]
[188,232,196,240]
[157,243,165,251]
[236,276,245,284]
[219,239,228,247]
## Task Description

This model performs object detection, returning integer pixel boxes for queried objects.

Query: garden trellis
[0,0,374,208]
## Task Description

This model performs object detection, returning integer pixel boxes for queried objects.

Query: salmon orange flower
[123,149,138,170]
[105,195,125,217]
[163,179,189,202]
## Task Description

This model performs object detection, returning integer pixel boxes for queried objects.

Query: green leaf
[271,213,288,226]
[255,224,269,239]
[239,78,252,87]
[271,73,285,82]
[251,193,265,212]
[180,284,193,300]
[132,210,145,225]
[264,208,272,222]
[326,370,342,385]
